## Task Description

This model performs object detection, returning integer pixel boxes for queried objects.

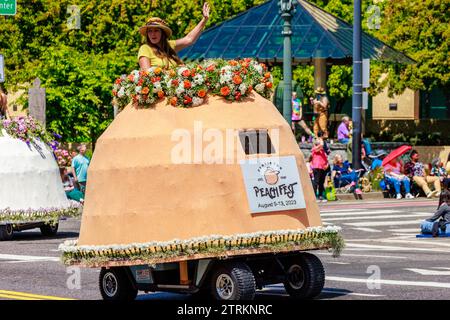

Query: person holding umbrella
[382,145,414,200]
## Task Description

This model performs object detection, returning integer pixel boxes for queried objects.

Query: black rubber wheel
[0,224,14,241]
[283,253,325,299]
[210,262,256,300]
[99,267,137,301]
[40,223,59,236]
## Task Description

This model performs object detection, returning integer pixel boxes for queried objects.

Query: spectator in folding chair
[331,154,362,196]
[430,157,450,190]
[404,150,441,198]
[384,157,414,200]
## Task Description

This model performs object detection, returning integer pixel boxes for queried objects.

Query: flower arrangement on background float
[0,116,53,147]
[164,65,208,107]
[112,58,274,110]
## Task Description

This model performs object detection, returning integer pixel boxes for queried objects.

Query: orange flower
[157,91,165,99]
[229,60,238,66]
[232,75,243,85]
[172,79,179,87]
[220,86,231,96]
[182,69,191,77]
[115,79,122,85]
[154,67,162,75]
[206,65,215,72]
[248,85,253,93]
[127,74,134,81]
[169,70,177,77]
[265,82,273,89]
[184,80,192,89]
[141,87,150,95]
[198,89,207,98]
[264,72,271,79]
[170,97,178,106]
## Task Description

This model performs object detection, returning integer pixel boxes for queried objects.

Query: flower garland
[59,226,344,267]
[112,58,274,110]
[164,65,208,107]
[113,67,166,110]
[0,202,83,225]
[0,116,53,147]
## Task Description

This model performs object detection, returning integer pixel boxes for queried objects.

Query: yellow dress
[138,40,178,68]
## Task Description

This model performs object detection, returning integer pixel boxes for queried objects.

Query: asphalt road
[0,198,448,301]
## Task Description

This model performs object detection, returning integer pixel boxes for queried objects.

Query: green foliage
[293,65,315,104]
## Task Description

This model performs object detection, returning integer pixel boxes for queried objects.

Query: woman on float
[138,3,210,70]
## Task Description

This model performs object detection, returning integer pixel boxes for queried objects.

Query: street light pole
[279,0,294,126]
[352,0,362,170]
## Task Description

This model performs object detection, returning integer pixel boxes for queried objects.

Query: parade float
[59,59,344,301]
[0,116,82,240]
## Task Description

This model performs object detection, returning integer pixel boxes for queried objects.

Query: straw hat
[315,86,326,94]
[139,17,173,38]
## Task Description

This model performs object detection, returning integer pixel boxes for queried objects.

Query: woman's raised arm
[174,2,210,52]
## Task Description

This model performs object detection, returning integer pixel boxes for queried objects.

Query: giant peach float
[60,67,343,300]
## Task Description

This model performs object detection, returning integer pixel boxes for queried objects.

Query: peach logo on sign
[263,168,280,185]
[257,161,282,186]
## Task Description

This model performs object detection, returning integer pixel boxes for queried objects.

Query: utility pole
[352,0,363,169]
[279,0,294,126]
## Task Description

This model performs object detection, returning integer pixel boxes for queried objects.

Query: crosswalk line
[326,276,450,289]
[345,242,450,253]
[344,220,423,227]
[321,210,400,217]
[0,254,59,262]
[351,227,382,233]
[323,213,429,222]
[320,209,369,213]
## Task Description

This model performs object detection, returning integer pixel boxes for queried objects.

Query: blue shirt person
[72,144,90,193]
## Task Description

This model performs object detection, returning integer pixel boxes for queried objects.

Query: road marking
[321,210,399,217]
[321,289,385,297]
[328,262,350,265]
[259,286,384,297]
[0,254,59,262]
[345,243,450,253]
[377,239,450,247]
[0,290,74,300]
[391,228,423,233]
[345,220,423,227]
[320,209,368,213]
[323,213,429,222]
[326,276,450,289]
[405,268,450,276]
[351,227,382,233]
[315,252,408,259]
[0,293,39,300]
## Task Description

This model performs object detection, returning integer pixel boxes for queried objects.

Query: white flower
[255,83,265,92]
[239,83,247,95]
[175,86,185,95]
[192,97,204,107]
[135,86,142,94]
[118,87,125,98]
[220,73,232,84]
[153,82,162,92]
[193,74,204,85]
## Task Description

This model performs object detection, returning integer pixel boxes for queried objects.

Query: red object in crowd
[382,145,412,167]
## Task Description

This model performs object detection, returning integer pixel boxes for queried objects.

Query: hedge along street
[0,0,16,15]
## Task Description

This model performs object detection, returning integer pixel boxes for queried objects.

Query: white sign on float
[0,54,4,83]
[240,156,306,214]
